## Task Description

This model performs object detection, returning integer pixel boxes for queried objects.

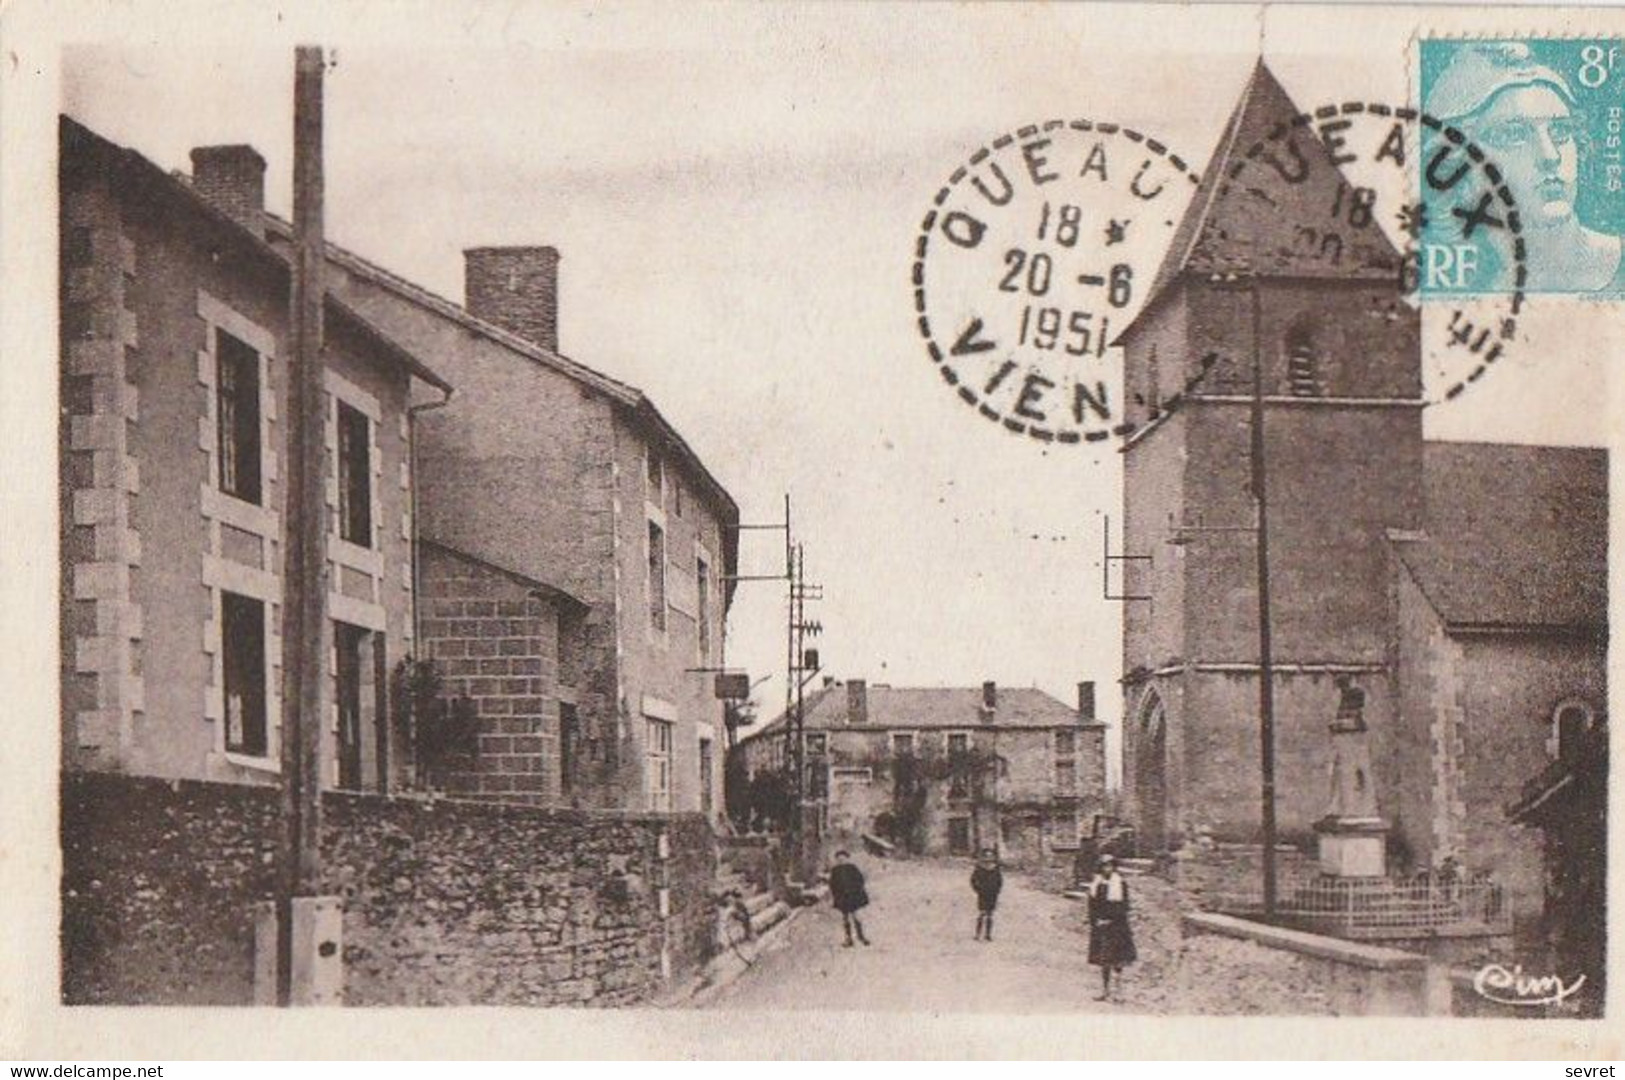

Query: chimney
[1078,681,1096,723]
[190,145,267,235]
[847,679,868,725]
[980,681,997,724]
[464,246,561,353]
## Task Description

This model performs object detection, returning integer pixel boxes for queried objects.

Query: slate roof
[62,115,738,584]
[1119,61,1405,344]
[256,215,741,542]
[744,683,1092,744]
[1396,442,1607,633]
[61,116,453,396]
[419,538,589,612]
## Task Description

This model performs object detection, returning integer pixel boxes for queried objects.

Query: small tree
[724,751,753,831]
[747,768,793,833]
[874,745,1005,853]
[891,753,929,853]
[392,656,478,789]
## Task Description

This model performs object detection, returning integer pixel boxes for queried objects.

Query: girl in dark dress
[828,849,871,947]
[1087,854,1136,1001]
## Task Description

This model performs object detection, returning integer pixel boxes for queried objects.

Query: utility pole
[277,44,330,1006]
[1250,285,1279,919]
[1157,286,1277,914]
[788,542,824,879]
[783,494,795,831]
[724,500,799,828]
[719,495,821,871]
[789,545,803,856]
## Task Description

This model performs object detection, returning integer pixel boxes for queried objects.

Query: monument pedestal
[1315,816,1388,878]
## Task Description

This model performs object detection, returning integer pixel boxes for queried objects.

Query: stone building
[58,117,451,792]
[1115,63,1607,919]
[61,114,741,821]
[735,680,1107,865]
[57,114,733,1006]
[251,216,740,817]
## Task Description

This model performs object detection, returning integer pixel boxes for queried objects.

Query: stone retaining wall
[61,771,717,1005]
[1183,911,1448,1016]
[1166,841,1321,902]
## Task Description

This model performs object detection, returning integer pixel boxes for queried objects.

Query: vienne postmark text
[913,121,1202,444]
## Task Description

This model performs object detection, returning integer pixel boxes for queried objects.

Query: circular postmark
[913,120,1204,444]
[1207,103,1525,405]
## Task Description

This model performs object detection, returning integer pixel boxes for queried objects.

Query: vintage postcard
[2,0,1622,1060]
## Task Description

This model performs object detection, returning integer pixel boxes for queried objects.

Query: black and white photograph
[2,0,1620,1060]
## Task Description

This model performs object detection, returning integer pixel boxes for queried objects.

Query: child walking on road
[828,849,871,947]
[971,848,1003,941]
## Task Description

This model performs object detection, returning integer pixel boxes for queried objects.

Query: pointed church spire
[1125,61,1405,340]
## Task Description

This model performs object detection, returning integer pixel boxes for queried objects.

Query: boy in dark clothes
[828,849,871,946]
[971,848,1003,941]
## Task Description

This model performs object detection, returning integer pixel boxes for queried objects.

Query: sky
[54,2,1617,783]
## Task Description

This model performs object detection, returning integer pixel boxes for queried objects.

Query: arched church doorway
[1133,689,1169,853]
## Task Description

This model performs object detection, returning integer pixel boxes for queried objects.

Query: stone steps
[740,889,777,918]
[716,863,785,939]
[749,899,790,937]
[785,878,829,906]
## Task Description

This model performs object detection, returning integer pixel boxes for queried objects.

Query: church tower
[1118,63,1425,852]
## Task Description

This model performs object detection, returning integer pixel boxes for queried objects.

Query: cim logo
[1472,962,1587,1007]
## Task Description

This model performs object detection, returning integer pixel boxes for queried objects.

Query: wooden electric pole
[782,494,796,839]
[1250,286,1278,919]
[277,44,330,1006]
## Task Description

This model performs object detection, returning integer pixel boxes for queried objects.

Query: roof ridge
[261,213,741,522]
[1423,438,1607,456]
[743,683,1081,739]
[1119,63,1262,343]
[60,115,451,395]
[260,213,642,404]
[1120,61,1405,344]
[1164,63,1258,289]
[419,537,587,610]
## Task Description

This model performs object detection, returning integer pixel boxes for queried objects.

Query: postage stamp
[1418,37,1625,296]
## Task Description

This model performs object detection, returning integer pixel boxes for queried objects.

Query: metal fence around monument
[1209,876,1512,940]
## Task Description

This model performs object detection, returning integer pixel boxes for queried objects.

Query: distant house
[735,680,1107,865]
[58,118,451,792]
[252,221,741,816]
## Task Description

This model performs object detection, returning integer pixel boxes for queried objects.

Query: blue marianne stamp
[1419,38,1625,296]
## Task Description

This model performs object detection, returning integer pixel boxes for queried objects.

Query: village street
[701,858,1337,1015]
